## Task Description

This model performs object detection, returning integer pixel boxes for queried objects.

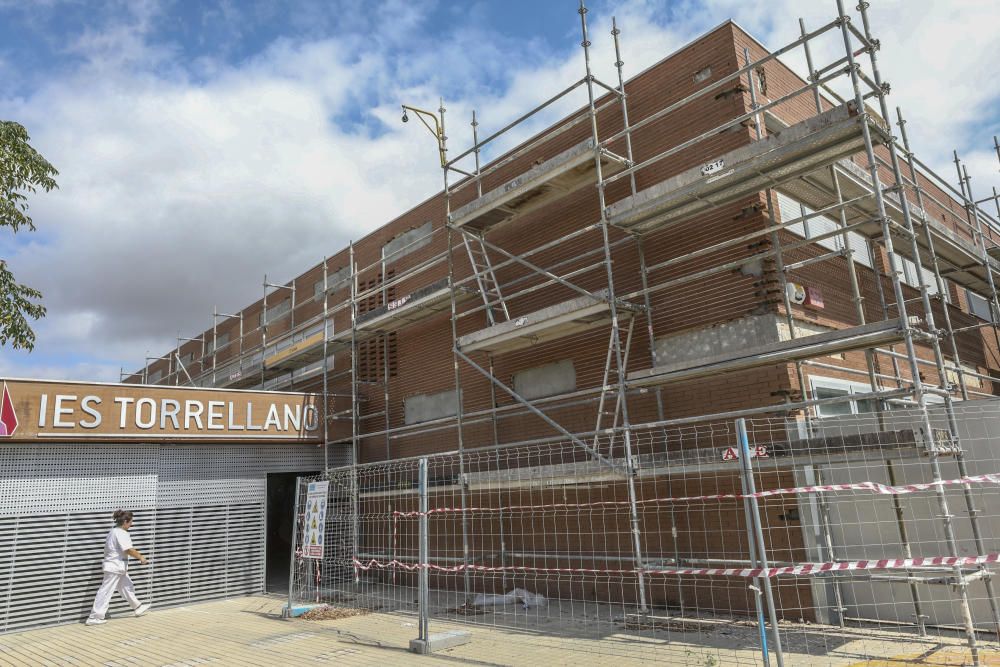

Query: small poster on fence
[302,480,329,559]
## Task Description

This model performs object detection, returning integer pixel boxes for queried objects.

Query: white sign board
[302,480,329,559]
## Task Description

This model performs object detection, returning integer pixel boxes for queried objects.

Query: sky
[2,0,999,383]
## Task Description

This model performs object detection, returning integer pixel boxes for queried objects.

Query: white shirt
[102,527,133,573]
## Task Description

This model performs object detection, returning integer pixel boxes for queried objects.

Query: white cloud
[2,0,998,382]
[699,0,1000,185]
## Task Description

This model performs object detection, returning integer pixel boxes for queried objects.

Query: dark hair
[113,510,134,527]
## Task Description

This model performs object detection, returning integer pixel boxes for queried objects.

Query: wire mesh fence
[289,400,1000,664]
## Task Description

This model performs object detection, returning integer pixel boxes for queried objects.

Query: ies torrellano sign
[0,379,321,442]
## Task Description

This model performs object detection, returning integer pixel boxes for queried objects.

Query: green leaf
[1,121,58,351]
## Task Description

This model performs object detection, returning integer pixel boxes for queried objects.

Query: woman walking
[86,510,151,626]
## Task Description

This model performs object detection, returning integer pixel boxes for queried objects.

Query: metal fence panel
[289,403,1000,664]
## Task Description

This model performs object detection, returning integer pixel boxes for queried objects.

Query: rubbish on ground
[473,588,547,609]
[300,605,371,621]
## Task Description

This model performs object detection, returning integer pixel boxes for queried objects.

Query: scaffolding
[128,1,1000,663]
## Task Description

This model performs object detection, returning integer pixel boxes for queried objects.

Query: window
[776,191,872,268]
[891,255,939,295]
[947,363,982,390]
[810,377,878,417]
[966,289,995,322]
[844,230,874,270]
[147,369,163,384]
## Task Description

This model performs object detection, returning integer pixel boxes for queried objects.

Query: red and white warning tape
[353,553,1000,579]
[390,473,1000,518]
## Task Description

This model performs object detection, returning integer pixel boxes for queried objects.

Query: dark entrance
[266,471,317,593]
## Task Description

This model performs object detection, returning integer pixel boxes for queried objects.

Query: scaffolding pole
[579,0,648,614]
[896,109,970,401]
[743,47,813,424]
[799,18,886,420]
[123,6,1000,657]
[843,1,980,661]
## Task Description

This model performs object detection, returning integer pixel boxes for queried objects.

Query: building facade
[0,379,336,631]
[128,17,1000,634]
[132,21,1000,452]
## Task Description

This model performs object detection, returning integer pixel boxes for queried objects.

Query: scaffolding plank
[606,103,888,234]
[915,220,998,296]
[456,290,638,354]
[355,279,472,333]
[265,331,325,370]
[357,427,924,498]
[263,328,350,374]
[783,158,1000,295]
[213,360,262,389]
[628,319,908,387]
[449,138,623,232]
[266,361,326,391]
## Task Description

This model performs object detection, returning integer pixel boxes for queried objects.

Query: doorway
[266,471,317,594]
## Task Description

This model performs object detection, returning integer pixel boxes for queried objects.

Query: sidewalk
[0,594,994,666]
[0,595,654,666]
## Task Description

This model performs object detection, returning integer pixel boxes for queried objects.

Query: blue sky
[2,0,999,382]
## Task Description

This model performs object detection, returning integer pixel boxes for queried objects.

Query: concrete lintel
[409,630,472,654]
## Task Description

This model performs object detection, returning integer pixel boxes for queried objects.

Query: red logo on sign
[0,383,17,437]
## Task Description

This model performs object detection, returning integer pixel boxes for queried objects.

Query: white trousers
[88,567,141,620]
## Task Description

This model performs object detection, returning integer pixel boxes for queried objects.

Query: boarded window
[383,221,433,264]
[208,332,230,354]
[512,360,576,401]
[261,297,292,326]
[405,389,461,425]
[315,265,351,298]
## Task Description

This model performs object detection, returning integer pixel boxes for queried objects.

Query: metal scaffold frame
[388,0,1000,661]
[127,1,1000,663]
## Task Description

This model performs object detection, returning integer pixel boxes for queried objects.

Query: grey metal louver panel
[157,444,325,507]
[0,513,154,632]
[0,445,158,518]
[326,444,353,469]
[0,442,328,633]
[147,505,264,608]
